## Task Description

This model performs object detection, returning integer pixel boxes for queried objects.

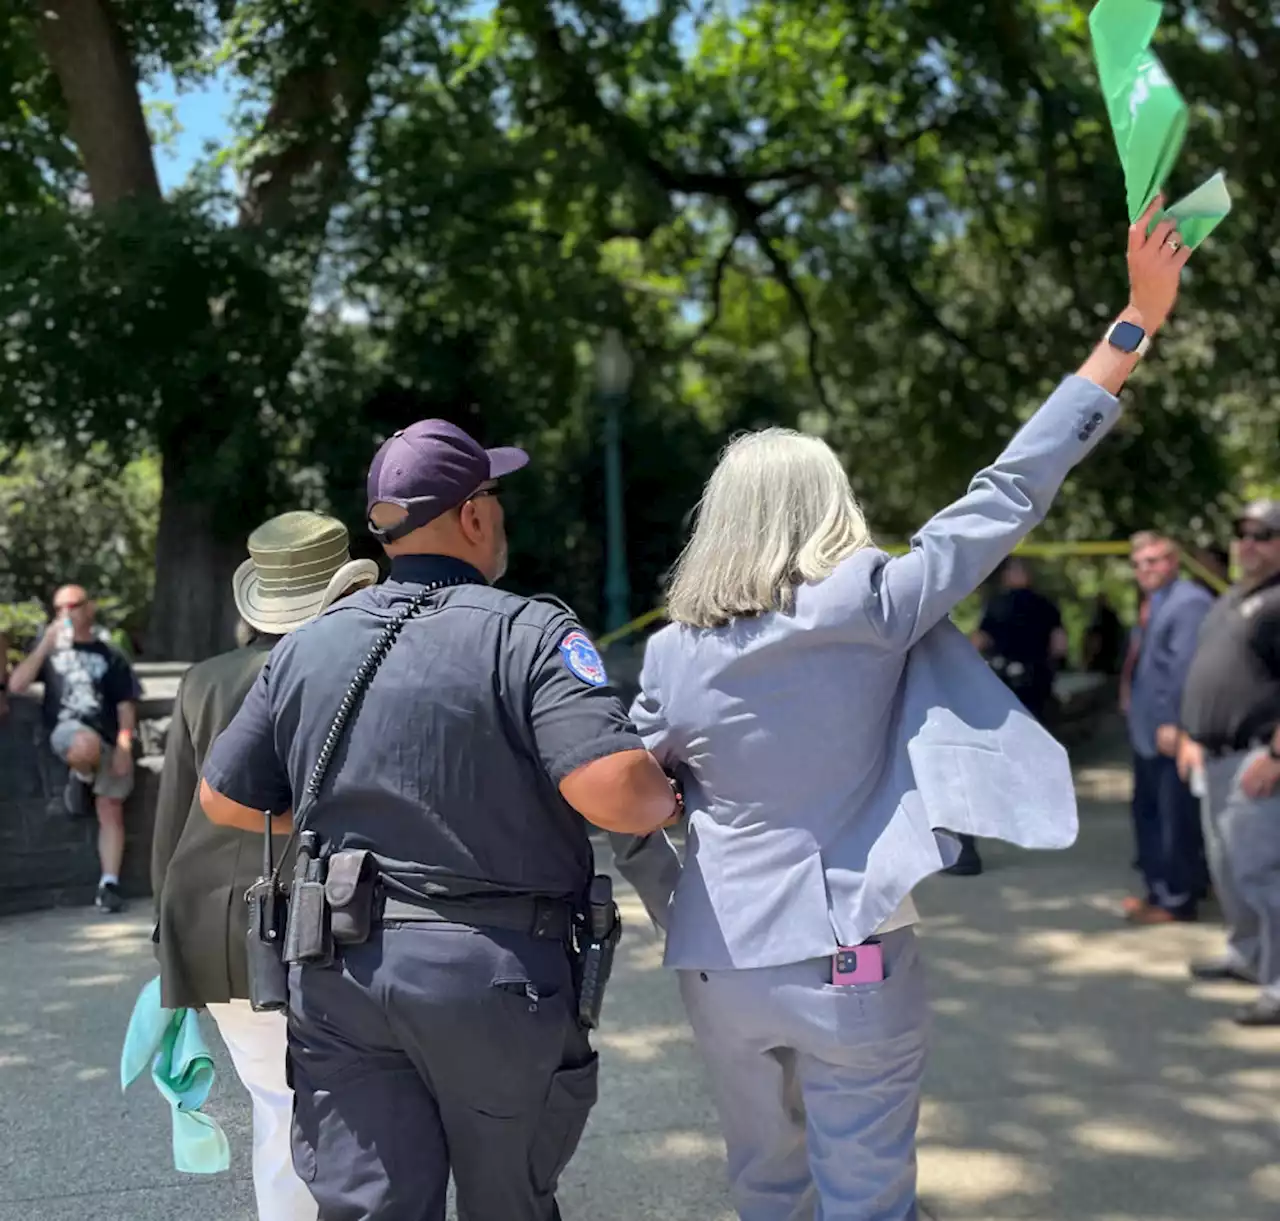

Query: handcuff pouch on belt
[327,848,377,945]
[575,874,622,1030]
[243,576,472,1014]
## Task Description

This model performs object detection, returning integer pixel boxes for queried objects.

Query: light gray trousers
[678,927,929,1221]
[1202,748,1280,1000]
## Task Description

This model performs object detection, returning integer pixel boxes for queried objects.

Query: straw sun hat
[232,511,380,635]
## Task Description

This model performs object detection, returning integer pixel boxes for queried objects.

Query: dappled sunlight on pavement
[907,748,1280,1221]
[0,731,1276,1220]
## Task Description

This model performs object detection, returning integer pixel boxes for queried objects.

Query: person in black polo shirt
[1178,500,1280,1026]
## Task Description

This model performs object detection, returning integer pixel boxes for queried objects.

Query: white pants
[207,1000,318,1221]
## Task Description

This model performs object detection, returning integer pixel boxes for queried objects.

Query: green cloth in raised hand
[1089,0,1231,249]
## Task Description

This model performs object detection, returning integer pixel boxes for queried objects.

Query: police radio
[245,811,289,1012]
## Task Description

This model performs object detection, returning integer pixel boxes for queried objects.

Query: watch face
[1109,320,1145,352]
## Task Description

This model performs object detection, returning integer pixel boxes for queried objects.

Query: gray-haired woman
[629,200,1192,1220]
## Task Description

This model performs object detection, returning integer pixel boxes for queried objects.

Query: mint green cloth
[120,977,231,1175]
[1089,0,1231,248]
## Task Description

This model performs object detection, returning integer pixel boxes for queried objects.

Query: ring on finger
[1167,236,1182,252]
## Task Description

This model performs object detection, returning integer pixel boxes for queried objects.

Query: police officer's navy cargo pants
[286,922,598,1220]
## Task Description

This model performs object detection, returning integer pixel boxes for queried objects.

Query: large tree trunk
[35,0,161,205]
[38,0,411,659]
[147,446,244,660]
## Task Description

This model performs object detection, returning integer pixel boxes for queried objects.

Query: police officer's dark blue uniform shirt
[203,554,644,898]
[200,417,674,1221]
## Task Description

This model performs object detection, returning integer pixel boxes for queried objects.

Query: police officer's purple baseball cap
[366,419,528,543]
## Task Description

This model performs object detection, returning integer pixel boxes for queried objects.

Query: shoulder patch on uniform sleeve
[558,629,608,687]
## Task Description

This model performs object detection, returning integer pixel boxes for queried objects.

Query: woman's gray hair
[666,427,872,629]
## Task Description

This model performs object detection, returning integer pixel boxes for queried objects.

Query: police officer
[1178,499,1280,1026]
[199,419,681,1219]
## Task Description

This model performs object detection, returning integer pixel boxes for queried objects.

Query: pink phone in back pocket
[832,941,885,985]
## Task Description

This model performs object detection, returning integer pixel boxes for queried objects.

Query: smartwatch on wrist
[1105,318,1151,358]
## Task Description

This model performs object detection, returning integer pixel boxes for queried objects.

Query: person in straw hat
[152,510,378,1221]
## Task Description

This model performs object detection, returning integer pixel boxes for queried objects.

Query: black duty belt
[1200,737,1270,759]
[379,893,574,942]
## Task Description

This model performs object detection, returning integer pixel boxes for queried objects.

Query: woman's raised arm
[864,196,1192,651]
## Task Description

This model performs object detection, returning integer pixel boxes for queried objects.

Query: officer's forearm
[560,749,679,836]
[199,779,293,835]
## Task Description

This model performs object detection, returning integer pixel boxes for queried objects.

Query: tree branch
[35,0,161,206]
[734,202,831,411]
[239,0,411,232]
[506,1,849,201]
[876,210,1019,376]
[507,0,833,408]
[678,225,742,353]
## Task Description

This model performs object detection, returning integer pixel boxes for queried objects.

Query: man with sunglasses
[7,585,141,913]
[1178,501,1280,1025]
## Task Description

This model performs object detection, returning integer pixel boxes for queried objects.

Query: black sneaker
[1189,958,1257,984]
[63,775,95,819]
[1235,996,1280,1027]
[95,882,124,914]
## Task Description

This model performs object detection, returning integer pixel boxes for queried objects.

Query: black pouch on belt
[326,849,376,945]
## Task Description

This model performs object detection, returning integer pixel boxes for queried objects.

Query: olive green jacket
[152,639,293,1009]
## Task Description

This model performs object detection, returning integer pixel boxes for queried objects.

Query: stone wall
[0,665,183,917]
[0,647,1113,917]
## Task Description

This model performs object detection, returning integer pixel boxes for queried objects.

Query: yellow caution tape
[596,539,1230,648]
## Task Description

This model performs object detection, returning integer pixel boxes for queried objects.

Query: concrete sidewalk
[1,731,1277,1220]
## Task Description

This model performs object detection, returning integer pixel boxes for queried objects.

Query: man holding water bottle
[7,584,141,912]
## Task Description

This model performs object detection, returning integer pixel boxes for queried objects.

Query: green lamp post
[595,329,634,635]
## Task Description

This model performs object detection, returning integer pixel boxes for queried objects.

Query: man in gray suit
[152,511,377,1220]
[1123,530,1212,924]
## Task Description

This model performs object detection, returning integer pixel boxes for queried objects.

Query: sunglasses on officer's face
[1235,525,1278,543]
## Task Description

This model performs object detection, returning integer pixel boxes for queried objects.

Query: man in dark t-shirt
[1178,501,1280,1025]
[7,585,141,912]
[974,558,1067,721]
